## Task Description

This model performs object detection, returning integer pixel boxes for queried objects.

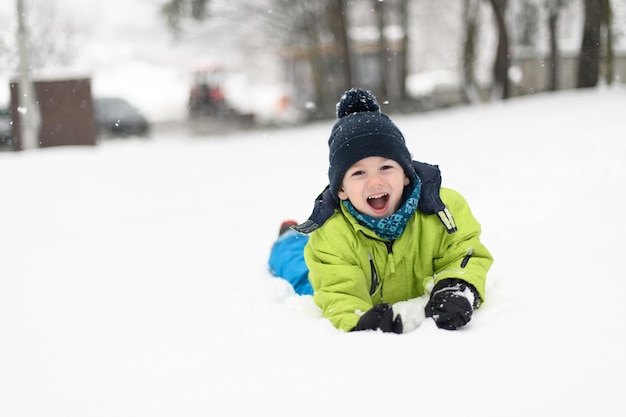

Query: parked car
[93,97,150,137]
[0,107,14,149]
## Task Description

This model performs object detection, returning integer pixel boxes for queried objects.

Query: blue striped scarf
[342,174,421,240]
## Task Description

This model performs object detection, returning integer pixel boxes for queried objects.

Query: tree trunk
[577,0,603,88]
[547,3,560,91]
[462,0,481,103]
[374,0,389,99]
[329,0,353,90]
[16,0,41,150]
[303,12,332,118]
[398,0,409,101]
[488,0,510,99]
[602,0,614,86]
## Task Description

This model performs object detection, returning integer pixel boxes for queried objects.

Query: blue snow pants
[268,230,313,295]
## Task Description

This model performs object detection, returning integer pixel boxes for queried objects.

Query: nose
[367,172,383,188]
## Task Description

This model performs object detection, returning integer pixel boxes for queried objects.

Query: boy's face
[338,156,410,219]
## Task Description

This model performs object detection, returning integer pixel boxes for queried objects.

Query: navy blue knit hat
[328,88,415,201]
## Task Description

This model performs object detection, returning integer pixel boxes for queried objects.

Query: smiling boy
[338,156,410,218]
[271,88,493,333]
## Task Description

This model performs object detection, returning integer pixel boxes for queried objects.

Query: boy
[269,88,493,333]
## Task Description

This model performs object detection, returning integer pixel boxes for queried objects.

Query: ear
[337,188,349,200]
[403,176,410,186]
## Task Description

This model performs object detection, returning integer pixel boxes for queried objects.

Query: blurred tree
[304,1,337,115]
[371,0,409,106]
[28,1,78,69]
[462,0,481,103]
[577,0,603,88]
[488,0,511,99]
[518,1,539,50]
[263,0,352,118]
[1,0,79,73]
[162,0,210,35]
[328,0,353,90]
[398,0,409,101]
[545,0,568,91]
[0,32,14,74]
[602,0,614,86]
[271,0,411,114]
[373,0,389,99]
[163,0,351,118]
[16,0,40,150]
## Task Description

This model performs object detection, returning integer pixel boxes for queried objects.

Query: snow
[1,86,625,416]
[406,70,461,96]
[2,0,626,414]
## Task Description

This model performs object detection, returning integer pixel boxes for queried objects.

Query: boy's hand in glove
[352,303,403,334]
[425,278,479,330]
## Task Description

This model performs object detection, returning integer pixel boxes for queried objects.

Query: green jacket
[304,188,493,331]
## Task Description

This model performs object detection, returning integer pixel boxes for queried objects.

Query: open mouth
[367,193,389,212]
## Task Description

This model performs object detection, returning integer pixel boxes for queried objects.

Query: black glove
[352,303,403,334]
[425,278,479,330]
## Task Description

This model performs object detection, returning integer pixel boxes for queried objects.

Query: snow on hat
[327,88,415,201]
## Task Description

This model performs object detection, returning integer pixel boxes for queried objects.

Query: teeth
[368,193,387,200]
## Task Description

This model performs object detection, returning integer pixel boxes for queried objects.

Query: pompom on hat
[327,88,415,201]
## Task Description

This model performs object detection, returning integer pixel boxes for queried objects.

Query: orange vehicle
[188,64,228,118]
[187,64,255,133]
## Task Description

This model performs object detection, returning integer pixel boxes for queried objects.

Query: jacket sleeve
[432,188,493,305]
[304,229,373,331]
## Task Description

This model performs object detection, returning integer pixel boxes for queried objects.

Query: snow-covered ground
[1,87,625,416]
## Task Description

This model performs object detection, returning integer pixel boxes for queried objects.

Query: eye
[380,164,394,171]
[350,169,365,177]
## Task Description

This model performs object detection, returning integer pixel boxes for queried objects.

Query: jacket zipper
[362,233,396,298]
[385,241,396,274]
[368,253,378,295]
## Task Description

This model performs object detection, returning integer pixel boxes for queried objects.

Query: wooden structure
[10,77,96,150]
